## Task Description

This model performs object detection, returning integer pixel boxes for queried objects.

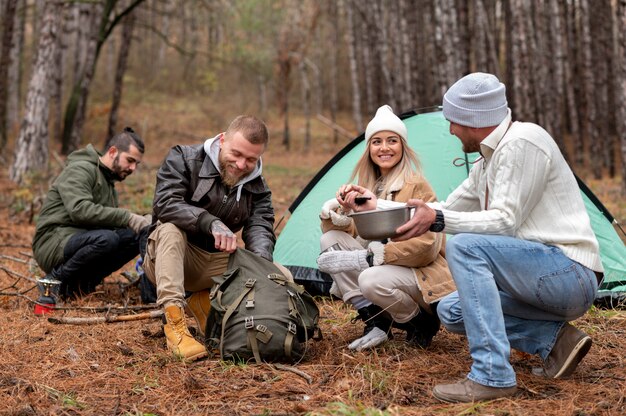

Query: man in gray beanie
[390,72,603,402]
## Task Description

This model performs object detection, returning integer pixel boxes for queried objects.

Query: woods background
[0,0,625,194]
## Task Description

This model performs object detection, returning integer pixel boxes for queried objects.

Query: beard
[219,157,248,187]
[111,155,133,181]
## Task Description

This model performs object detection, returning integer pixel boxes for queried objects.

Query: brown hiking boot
[186,290,211,337]
[164,305,207,362]
[433,378,517,403]
[532,322,592,379]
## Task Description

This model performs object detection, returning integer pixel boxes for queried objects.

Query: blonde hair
[349,134,422,198]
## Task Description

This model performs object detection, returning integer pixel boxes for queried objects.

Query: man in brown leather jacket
[143,115,276,361]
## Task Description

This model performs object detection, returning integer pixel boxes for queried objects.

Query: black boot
[354,304,393,337]
[404,303,440,349]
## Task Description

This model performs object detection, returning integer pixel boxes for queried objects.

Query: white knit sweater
[435,111,603,272]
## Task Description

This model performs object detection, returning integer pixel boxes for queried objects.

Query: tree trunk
[590,0,613,177]
[456,0,470,74]
[72,2,90,86]
[530,2,548,129]
[398,0,411,110]
[434,0,460,95]
[358,16,374,116]
[49,2,71,144]
[569,0,585,168]
[580,0,599,175]
[9,0,61,184]
[6,0,24,133]
[107,10,136,141]
[473,0,489,72]
[341,0,362,132]
[257,74,267,120]
[300,61,311,152]
[0,0,17,150]
[548,0,568,160]
[328,0,339,143]
[156,0,173,70]
[509,0,533,121]
[28,0,44,66]
[61,0,146,154]
[617,0,626,195]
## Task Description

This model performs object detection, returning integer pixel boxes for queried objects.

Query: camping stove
[34,277,61,315]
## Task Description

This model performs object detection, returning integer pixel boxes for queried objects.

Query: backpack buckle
[245,279,256,288]
[287,321,297,335]
[256,324,267,333]
[245,316,254,329]
[268,273,286,285]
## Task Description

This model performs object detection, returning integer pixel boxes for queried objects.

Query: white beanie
[365,105,408,141]
[442,72,508,128]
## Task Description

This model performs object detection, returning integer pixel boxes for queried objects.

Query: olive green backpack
[205,248,322,364]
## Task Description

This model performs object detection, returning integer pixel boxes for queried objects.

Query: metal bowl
[349,205,412,240]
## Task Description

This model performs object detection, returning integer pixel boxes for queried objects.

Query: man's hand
[336,184,377,212]
[128,213,151,234]
[393,199,436,240]
[210,219,238,253]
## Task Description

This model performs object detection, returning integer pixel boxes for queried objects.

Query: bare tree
[508,0,533,121]
[590,0,614,177]
[0,0,17,150]
[275,1,319,149]
[617,0,626,195]
[6,0,25,133]
[341,0,362,131]
[61,0,146,155]
[107,10,136,141]
[579,0,599,176]
[548,0,568,160]
[9,0,61,184]
[433,0,461,96]
[327,0,339,143]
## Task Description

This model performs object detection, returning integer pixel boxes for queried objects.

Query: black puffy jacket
[151,144,275,261]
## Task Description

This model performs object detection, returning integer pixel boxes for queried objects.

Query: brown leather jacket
[151,144,275,261]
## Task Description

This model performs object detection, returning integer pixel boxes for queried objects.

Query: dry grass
[1,94,625,415]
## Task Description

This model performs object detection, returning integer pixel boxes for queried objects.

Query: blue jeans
[437,234,598,388]
[52,228,140,298]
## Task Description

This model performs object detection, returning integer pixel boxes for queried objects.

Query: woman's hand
[336,184,377,212]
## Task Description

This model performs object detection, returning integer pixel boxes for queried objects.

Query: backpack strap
[284,321,297,359]
[220,279,256,358]
[246,317,263,364]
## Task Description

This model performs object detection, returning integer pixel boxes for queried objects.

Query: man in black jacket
[143,115,276,361]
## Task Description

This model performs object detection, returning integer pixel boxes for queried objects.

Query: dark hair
[104,127,145,154]
[225,115,269,146]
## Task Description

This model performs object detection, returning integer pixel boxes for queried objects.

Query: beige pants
[144,222,292,308]
[320,230,430,323]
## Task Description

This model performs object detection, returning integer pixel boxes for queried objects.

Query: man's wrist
[429,209,445,232]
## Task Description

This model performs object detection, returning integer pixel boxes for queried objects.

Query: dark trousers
[52,228,140,298]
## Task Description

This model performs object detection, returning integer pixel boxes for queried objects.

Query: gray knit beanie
[442,72,508,128]
[365,105,408,142]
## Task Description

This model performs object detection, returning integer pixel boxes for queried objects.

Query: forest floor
[1,93,625,415]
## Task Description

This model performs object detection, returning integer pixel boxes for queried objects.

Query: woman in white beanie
[316,105,455,352]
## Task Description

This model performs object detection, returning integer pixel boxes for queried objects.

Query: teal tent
[273,108,626,303]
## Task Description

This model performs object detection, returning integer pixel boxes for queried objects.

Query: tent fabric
[273,108,626,303]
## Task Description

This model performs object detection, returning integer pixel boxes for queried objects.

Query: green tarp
[273,108,626,302]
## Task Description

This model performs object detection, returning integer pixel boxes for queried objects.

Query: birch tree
[61,0,146,154]
[9,0,61,184]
